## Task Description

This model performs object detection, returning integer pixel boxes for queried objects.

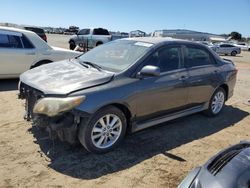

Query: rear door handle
[179,75,189,81]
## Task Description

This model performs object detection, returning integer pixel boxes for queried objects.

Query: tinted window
[185,47,214,67]
[220,44,234,48]
[21,34,34,49]
[0,34,9,47]
[78,29,90,35]
[158,47,181,72]
[93,28,110,35]
[24,27,45,34]
[0,34,22,48]
[143,47,181,72]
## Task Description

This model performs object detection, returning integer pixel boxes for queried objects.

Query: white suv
[0,26,81,79]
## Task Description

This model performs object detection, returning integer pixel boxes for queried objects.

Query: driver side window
[143,46,181,73]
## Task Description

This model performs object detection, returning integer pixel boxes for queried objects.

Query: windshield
[78,40,153,72]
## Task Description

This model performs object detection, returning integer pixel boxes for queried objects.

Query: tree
[230,31,242,40]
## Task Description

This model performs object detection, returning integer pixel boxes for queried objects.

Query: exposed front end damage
[18,82,90,144]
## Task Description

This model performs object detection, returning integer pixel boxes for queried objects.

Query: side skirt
[131,103,208,132]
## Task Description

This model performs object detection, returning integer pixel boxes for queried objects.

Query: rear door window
[0,34,9,47]
[0,33,23,48]
[78,29,90,35]
[184,47,215,67]
[220,44,234,48]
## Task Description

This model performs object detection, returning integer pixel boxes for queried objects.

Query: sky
[0,0,250,37]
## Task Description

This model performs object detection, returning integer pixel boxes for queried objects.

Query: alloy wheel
[91,114,122,149]
[211,91,225,114]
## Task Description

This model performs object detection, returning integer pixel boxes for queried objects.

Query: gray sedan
[19,37,237,153]
[178,141,250,188]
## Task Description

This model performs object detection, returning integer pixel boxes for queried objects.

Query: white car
[0,26,81,79]
[210,43,241,56]
[233,43,250,51]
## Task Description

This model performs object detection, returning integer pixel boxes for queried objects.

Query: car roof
[122,37,183,44]
[0,26,50,49]
[0,26,35,35]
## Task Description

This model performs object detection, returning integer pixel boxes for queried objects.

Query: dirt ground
[0,35,250,188]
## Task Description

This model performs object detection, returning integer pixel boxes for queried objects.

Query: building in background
[152,29,227,43]
[129,30,146,38]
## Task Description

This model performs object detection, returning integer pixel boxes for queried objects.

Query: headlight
[33,96,85,117]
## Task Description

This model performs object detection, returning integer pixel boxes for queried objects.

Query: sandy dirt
[0,35,249,188]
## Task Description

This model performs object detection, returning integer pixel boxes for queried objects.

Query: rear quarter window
[21,34,34,49]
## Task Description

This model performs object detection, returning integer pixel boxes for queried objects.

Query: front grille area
[19,82,44,120]
[207,143,250,176]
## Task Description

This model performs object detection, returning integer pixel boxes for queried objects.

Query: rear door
[135,45,189,122]
[184,45,221,106]
[0,30,37,78]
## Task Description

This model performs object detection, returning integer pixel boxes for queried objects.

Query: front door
[135,45,189,122]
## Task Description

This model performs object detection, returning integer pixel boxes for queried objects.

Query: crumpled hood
[20,59,114,95]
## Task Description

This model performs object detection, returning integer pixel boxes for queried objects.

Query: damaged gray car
[19,38,237,153]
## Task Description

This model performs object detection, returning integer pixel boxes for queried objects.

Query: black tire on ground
[69,41,76,50]
[78,106,127,154]
[96,42,103,46]
[231,51,237,56]
[203,87,226,117]
[30,60,52,69]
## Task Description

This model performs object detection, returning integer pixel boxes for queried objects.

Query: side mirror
[138,65,160,78]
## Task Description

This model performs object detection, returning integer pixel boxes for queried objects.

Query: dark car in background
[178,141,250,188]
[23,26,47,42]
[19,37,237,153]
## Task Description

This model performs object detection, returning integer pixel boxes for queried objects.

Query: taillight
[43,35,47,42]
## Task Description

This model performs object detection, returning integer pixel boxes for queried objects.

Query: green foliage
[230,32,242,40]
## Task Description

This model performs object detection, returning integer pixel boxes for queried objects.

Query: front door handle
[25,52,35,55]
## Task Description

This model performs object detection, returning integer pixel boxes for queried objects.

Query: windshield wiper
[80,61,103,72]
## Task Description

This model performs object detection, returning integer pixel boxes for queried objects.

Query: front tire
[204,87,226,116]
[78,106,127,154]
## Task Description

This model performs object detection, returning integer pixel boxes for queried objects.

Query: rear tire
[231,51,237,56]
[78,106,127,154]
[204,87,226,117]
[96,42,103,46]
